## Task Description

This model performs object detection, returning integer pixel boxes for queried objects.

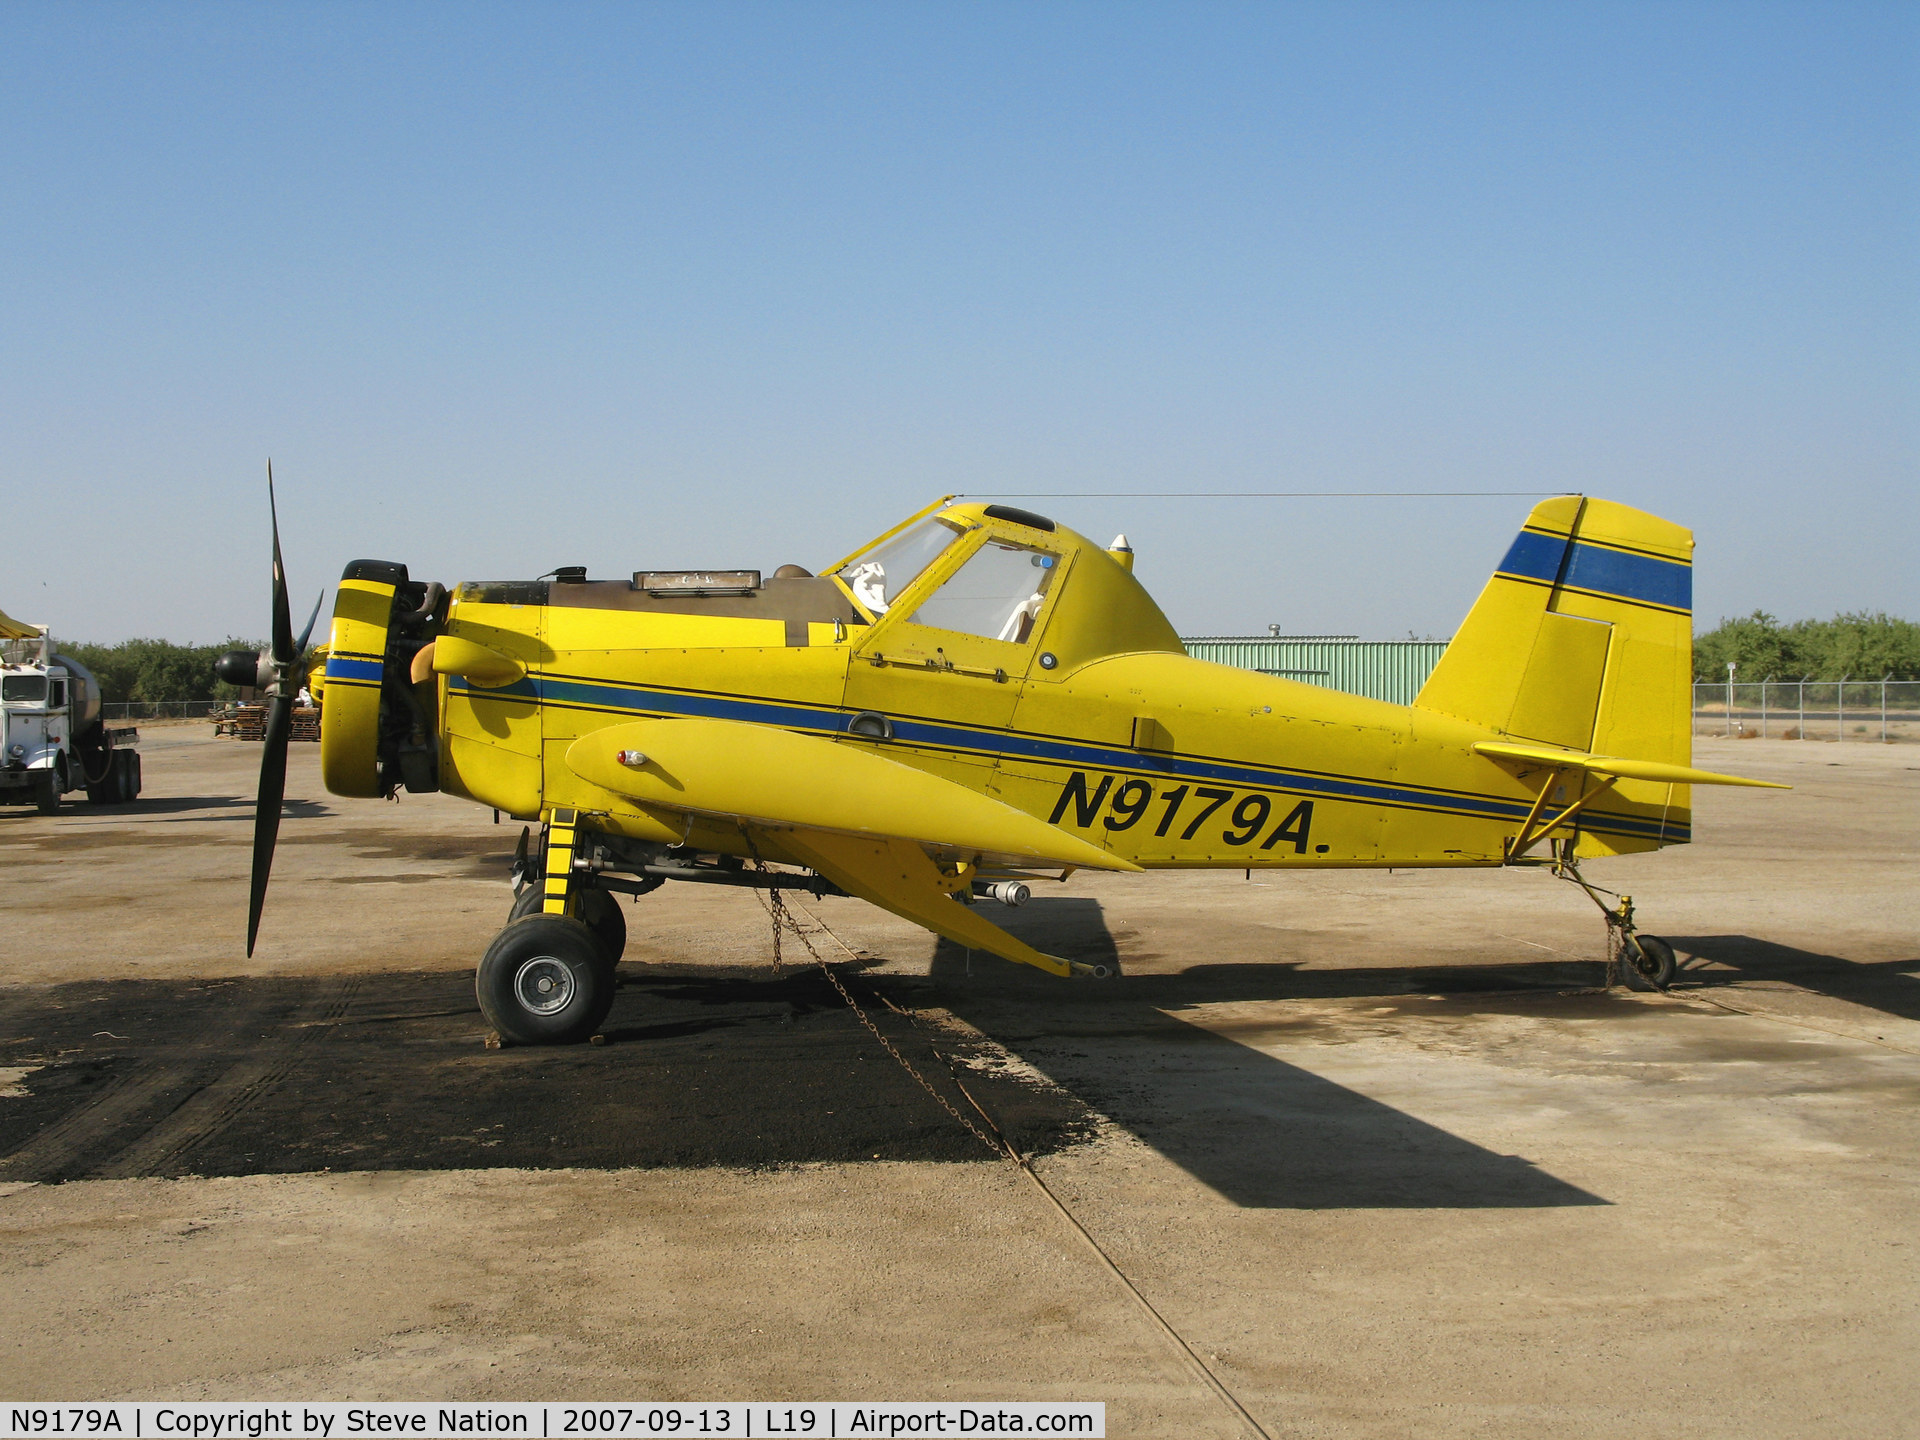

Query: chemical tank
[50,652,103,731]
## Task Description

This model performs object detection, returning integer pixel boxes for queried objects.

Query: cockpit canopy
[836,517,956,616]
[833,501,1182,672]
[837,516,1061,645]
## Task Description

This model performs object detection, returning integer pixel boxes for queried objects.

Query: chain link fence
[99,700,225,721]
[1693,679,1920,743]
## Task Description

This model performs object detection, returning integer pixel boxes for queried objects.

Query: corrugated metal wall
[1180,636,1450,706]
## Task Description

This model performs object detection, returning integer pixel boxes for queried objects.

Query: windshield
[909,540,1060,644]
[2,674,48,704]
[836,518,963,615]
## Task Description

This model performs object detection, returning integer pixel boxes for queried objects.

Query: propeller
[226,462,326,956]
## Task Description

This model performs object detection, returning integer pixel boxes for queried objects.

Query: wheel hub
[513,956,575,1015]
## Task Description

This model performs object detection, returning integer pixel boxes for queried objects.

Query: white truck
[0,622,142,812]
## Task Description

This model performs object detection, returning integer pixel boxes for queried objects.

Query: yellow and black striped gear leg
[542,808,579,916]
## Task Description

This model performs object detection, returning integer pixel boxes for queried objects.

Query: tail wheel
[1620,933,1677,991]
[476,914,616,1045]
[509,883,627,963]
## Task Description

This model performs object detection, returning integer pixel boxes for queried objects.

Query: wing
[565,717,1138,976]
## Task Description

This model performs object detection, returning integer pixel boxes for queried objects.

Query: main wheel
[1620,933,1677,991]
[33,767,61,814]
[476,914,616,1045]
[508,884,627,962]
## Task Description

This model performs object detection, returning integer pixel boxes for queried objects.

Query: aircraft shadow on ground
[0,966,1096,1186]
[924,897,1605,1211]
[1668,935,1920,1025]
[25,903,1851,1207]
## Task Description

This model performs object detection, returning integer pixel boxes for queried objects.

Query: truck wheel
[33,756,66,814]
[476,915,616,1045]
[86,752,124,805]
[509,884,628,962]
[123,752,142,801]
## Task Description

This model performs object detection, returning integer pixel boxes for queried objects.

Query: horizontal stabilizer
[567,717,1142,871]
[1473,740,1789,789]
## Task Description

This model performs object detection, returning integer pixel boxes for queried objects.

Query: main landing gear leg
[1551,843,1677,992]
[478,810,624,1045]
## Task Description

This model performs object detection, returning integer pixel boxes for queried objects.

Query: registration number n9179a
[1047,771,1317,852]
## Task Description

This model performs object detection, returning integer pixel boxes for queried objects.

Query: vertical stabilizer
[1416,497,1695,851]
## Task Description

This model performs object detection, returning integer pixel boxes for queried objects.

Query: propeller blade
[246,693,294,957]
[268,461,295,665]
[294,588,325,656]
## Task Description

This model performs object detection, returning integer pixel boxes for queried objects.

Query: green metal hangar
[1180,631,1449,706]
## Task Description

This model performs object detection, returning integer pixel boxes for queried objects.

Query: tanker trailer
[0,619,142,812]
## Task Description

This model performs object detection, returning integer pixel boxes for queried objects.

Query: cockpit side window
[908,540,1060,644]
[835,518,963,616]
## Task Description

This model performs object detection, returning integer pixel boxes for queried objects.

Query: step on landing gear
[479,809,626,1045]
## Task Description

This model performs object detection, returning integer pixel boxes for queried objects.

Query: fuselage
[381,502,1684,870]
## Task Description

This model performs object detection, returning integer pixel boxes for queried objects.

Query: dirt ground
[1,728,1915,1438]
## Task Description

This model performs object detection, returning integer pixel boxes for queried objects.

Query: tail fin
[1417,497,1695,849]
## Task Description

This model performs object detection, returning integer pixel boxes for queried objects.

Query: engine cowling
[320,560,445,797]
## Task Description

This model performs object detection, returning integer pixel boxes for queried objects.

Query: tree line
[56,638,264,705]
[1692,612,1920,682]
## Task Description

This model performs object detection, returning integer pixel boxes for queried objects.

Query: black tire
[33,768,60,814]
[577,887,627,962]
[123,751,141,800]
[476,914,616,1045]
[86,750,130,805]
[508,883,627,962]
[1620,933,1677,991]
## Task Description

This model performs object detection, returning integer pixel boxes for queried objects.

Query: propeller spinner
[217,463,324,956]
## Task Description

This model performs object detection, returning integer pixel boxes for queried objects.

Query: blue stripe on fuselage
[452,673,1688,843]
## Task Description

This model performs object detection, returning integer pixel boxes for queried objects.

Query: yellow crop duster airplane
[225,483,1782,1044]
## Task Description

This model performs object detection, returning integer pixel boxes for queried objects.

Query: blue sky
[3,1,1913,643]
